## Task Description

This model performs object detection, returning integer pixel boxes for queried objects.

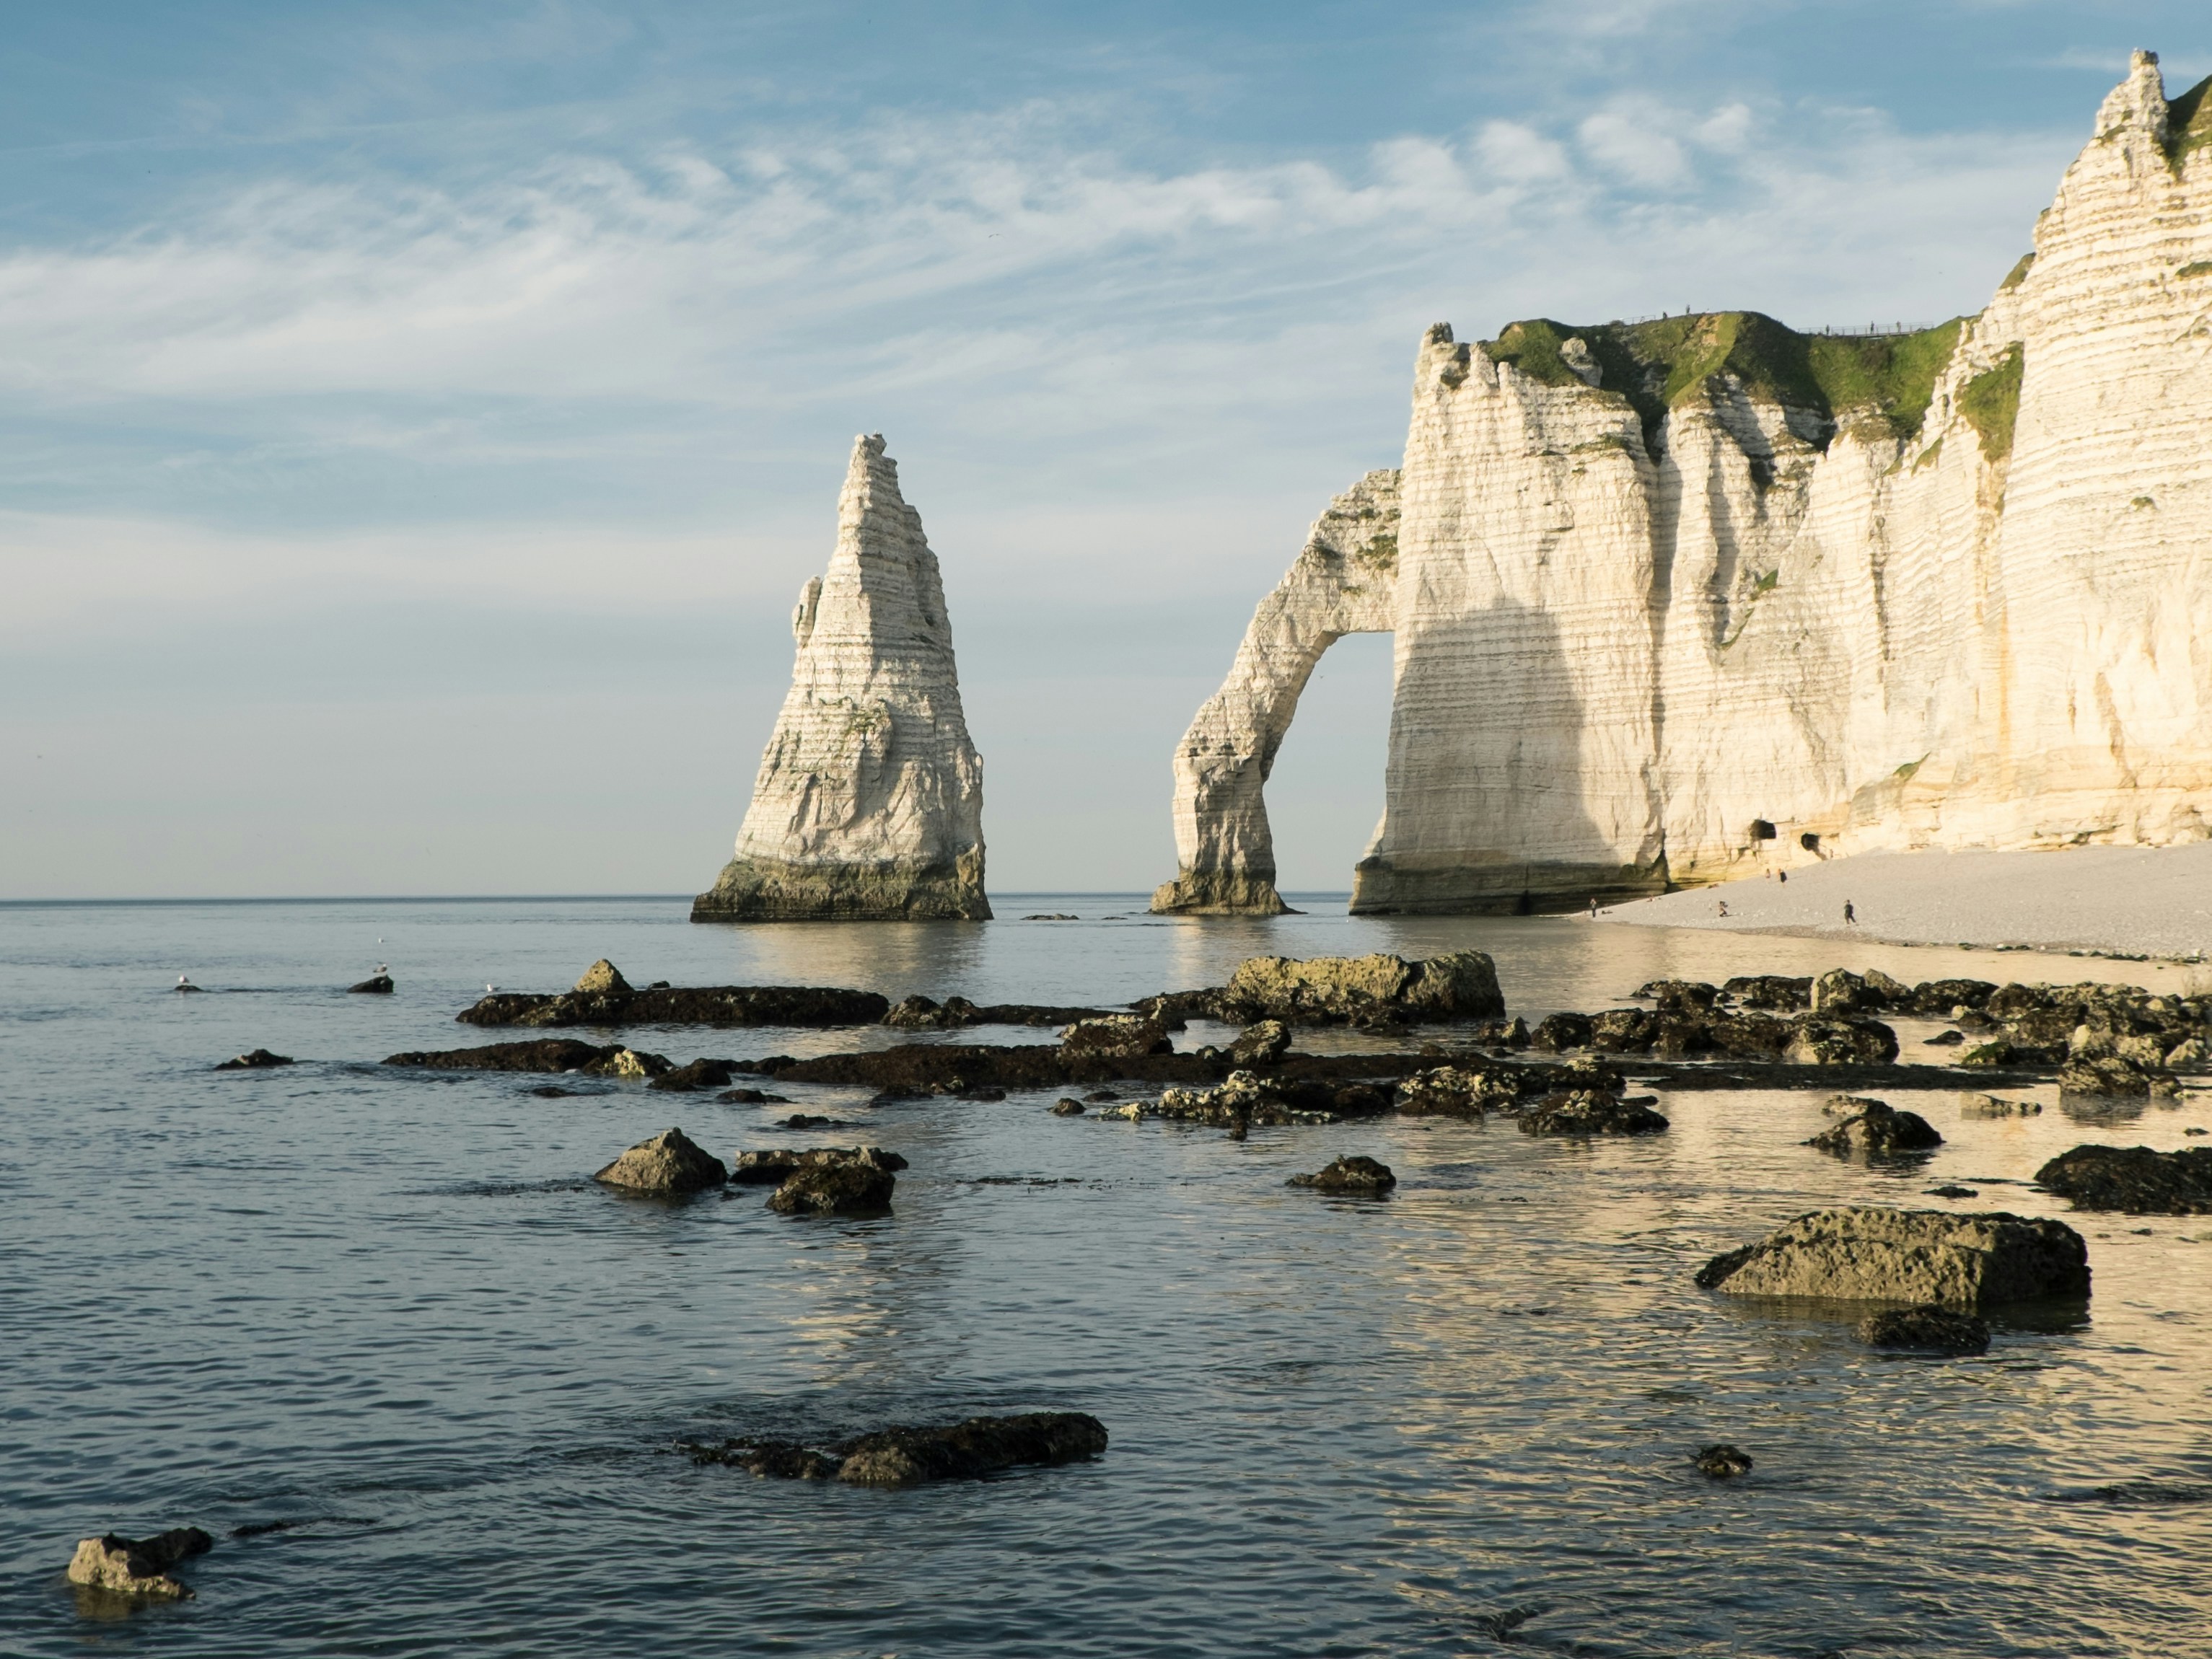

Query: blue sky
[3,1,2203,897]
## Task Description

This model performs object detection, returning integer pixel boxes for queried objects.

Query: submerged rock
[717,1088,792,1104]
[347,974,395,995]
[1050,1099,1087,1115]
[1286,1155,1396,1195]
[732,1145,908,1185]
[459,971,889,1031]
[2057,1055,2179,1099]
[215,1049,293,1070]
[1695,1207,2089,1307]
[593,1128,728,1194]
[383,1039,672,1076]
[1962,1093,2042,1117]
[1692,1445,1752,1479]
[2034,1145,2212,1214]
[67,1529,213,1598]
[1518,1090,1669,1136]
[1857,1304,1991,1355]
[690,1411,1107,1485]
[1805,1098,1943,1158]
[650,1059,737,1093]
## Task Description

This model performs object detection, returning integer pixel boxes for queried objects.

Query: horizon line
[0,890,1360,908]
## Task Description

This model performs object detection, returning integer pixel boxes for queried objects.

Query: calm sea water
[4,896,2210,1658]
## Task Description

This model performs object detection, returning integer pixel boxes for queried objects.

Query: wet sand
[1600,843,2212,961]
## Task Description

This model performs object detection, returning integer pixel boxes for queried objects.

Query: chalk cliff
[1158,53,2212,915]
[693,435,990,922]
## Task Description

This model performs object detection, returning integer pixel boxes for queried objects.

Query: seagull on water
[374,964,388,975]
[486,983,497,993]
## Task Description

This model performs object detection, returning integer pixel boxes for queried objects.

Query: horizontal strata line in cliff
[1159,50,2212,916]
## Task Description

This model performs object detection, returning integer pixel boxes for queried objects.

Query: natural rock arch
[1151,470,1400,915]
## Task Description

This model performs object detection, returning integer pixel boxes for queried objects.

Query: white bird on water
[486,983,497,993]
[375,964,388,975]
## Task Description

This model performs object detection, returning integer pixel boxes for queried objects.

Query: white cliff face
[693,434,990,921]
[1167,54,2212,914]
[1151,472,1399,913]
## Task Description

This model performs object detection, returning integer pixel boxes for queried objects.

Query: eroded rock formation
[1161,54,2212,913]
[695,435,989,922]
[1153,472,1400,914]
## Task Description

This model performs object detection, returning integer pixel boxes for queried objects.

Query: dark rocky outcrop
[457,960,889,1029]
[2057,1055,2179,1099]
[66,1528,213,1598]
[1695,1207,2089,1307]
[1806,1097,1944,1158]
[882,995,1115,1029]
[1395,1058,1624,1118]
[1809,967,1910,1016]
[347,974,395,995]
[768,1160,897,1215]
[1517,1089,1669,1136]
[1857,1303,1991,1355]
[1286,1154,1396,1194]
[216,1049,294,1070]
[1050,1098,1087,1115]
[1722,975,1812,1011]
[1785,1018,1901,1066]
[593,1128,728,1194]
[1692,1444,1752,1478]
[688,1411,1107,1485]
[1058,1015,1175,1060]
[732,1145,908,1186]
[1208,951,1504,1026]
[716,1088,792,1104]
[2035,1144,2212,1214]
[1529,1011,1594,1052]
[1143,1070,1397,1128]
[1962,1093,2042,1116]
[1636,978,1718,1013]
[384,1040,672,1077]
[1229,1019,1291,1066]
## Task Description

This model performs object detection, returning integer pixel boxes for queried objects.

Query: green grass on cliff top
[1482,312,1965,443]
[2167,74,2212,164]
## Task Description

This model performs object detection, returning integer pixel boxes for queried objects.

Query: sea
[3,895,2208,1657]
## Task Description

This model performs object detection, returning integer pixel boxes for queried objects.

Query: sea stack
[693,435,991,922]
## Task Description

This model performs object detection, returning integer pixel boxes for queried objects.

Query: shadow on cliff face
[1351,598,1667,915]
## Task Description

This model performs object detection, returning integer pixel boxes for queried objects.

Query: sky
[2,0,2204,899]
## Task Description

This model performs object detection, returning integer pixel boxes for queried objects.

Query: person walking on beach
[1843,899,1856,925]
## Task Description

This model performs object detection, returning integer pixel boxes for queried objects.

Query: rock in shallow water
[2035,1144,2212,1214]
[1286,1155,1396,1195]
[1692,1444,1752,1478]
[689,1412,1108,1485]
[593,1128,727,1194]
[67,1529,213,1598]
[216,1049,293,1070]
[1517,1090,1669,1136]
[768,1160,897,1215]
[1695,1207,2089,1307]
[1805,1098,1943,1158]
[1857,1304,1991,1355]
[347,974,394,994]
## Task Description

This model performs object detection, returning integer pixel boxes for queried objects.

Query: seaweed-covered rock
[1957,1039,2021,1069]
[1636,979,1717,1013]
[1286,1155,1396,1195]
[692,1412,1107,1485]
[768,1158,897,1214]
[216,1049,294,1070]
[2035,1145,2212,1214]
[1058,1015,1173,1060]
[2058,1055,2178,1099]
[650,1058,738,1092]
[347,974,395,995]
[1784,1018,1899,1066]
[1695,1207,2089,1306]
[1529,1011,1593,1052]
[734,1145,907,1186]
[1518,1090,1669,1136]
[384,1039,670,1075]
[1857,1304,1991,1355]
[1050,1098,1087,1115]
[1721,974,1811,1011]
[1214,951,1502,1025]
[457,961,890,1029]
[1692,1445,1752,1478]
[66,1529,213,1598]
[1962,1093,2042,1117]
[1904,978,1998,1016]
[593,1128,728,1194]
[1395,1065,1525,1117]
[1229,1019,1291,1066]
[1806,1098,1943,1158]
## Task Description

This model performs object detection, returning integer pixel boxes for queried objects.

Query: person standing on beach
[1843,900,1856,925]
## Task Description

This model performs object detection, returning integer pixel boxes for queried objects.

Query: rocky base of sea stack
[1149,868,1291,915]
[691,854,991,923]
